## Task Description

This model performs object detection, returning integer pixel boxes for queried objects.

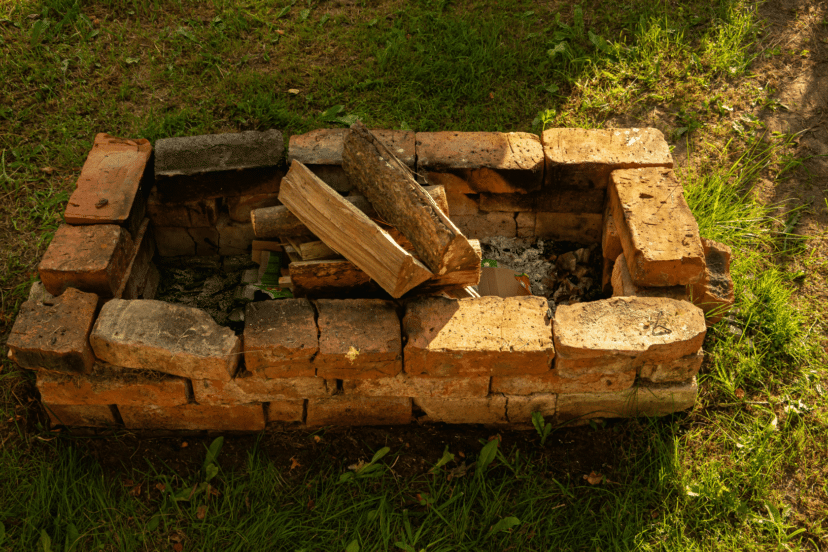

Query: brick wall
[5,126,735,431]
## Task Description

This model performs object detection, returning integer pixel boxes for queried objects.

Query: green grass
[1,0,827,550]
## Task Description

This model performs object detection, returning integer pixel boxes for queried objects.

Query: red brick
[415,396,507,424]
[64,133,152,231]
[609,168,705,286]
[492,368,635,395]
[553,297,706,369]
[265,400,305,423]
[555,378,697,421]
[342,374,490,398]
[541,128,673,188]
[516,212,536,238]
[404,296,554,377]
[445,192,479,216]
[691,239,735,325]
[289,128,415,167]
[505,394,556,423]
[146,186,219,227]
[244,299,318,377]
[39,224,134,297]
[639,350,703,383]
[44,403,119,428]
[192,375,329,405]
[36,363,189,406]
[416,132,544,193]
[611,253,689,301]
[602,210,623,261]
[479,188,605,213]
[217,214,255,256]
[120,404,265,431]
[534,213,602,244]
[315,299,402,379]
[115,219,156,300]
[306,396,411,426]
[227,193,281,223]
[7,287,98,374]
[90,299,241,381]
[451,212,516,239]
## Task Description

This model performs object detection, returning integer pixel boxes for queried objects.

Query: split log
[342,122,479,277]
[278,161,433,298]
[414,239,483,291]
[289,259,380,297]
[252,185,449,239]
[285,237,340,261]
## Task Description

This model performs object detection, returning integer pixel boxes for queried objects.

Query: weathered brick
[691,239,735,325]
[154,226,196,256]
[611,253,689,301]
[601,257,614,296]
[289,128,416,167]
[602,210,623,261]
[142,264,160,300]
[609,168,705,286]
[639,351,703,383]
[306,396,412,426]
[542,128,673,188]
[534,213,602,244]
[120,404,265,431]
[7,287,98,374]
[244,299,318,377]
[192,375,329,405]
[265,400,305,423]
[414,396,507,424]
[44,403,119,427]
[64,134,152,236]
[156,130,283,176]
[146,186,219,227]
[451,212,517,239]
[315,299,402,379]
[227,193,281,223]
[404,296,554,377]
[492,368,635,395]
[555,379,697,421]
[36,362,189,406]
[505,394,556,423]
[39,224,134,297]
[479,188,605,213]
[553,297,706,374]
[417,132,544,194]
[188,227,221,256]
[116,219,156,300]
[445,192,479,216]
[90,299,240,381]
[27,281,56,304]
[516,212,536,238]
[342,374,490,398]
[217,214,255,256]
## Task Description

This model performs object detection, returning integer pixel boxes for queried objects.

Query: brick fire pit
[6,127,734,431]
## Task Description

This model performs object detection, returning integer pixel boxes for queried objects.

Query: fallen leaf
[584,471,603,485]
[155,483,166,492]
[196,505,207,520]
[489,92,494,99]
[290,457,301,470]
[735,388,745,399]
[40,167,56,174]
[312,435,321,443]
[181,441,188,448]
[123,479,134,486]
[173,544,183,552]
[307,497,315,510]
[288,88,300,94]
[348,459,366,471]
[458,451,465,458]
[276,29,285,34]
[131,484,142,497]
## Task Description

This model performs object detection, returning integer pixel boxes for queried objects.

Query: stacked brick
[5,126,736,431]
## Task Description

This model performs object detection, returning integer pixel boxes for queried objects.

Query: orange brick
[64,133,152,234]
[505,394,557,423]
[227,193,281,223]
[541,128,673,188]
[342,374,490,398]
[120,404,265,431]
[244,299,318,377]
[146,186,219,227]
[192,375,329,405]
[90,299,241,381]
[516,212,536,238]
[479,188,605,213]
[44,403,119,428]
[416,132,544,193]
[492,368,635,395]
[265,400,305,423]
[315,299,402,379]
[534,213,602,244]
[36,363,189,406]
[451,212,516,239]
[289,128,415,167]
[555,379,697,422]
[39,224,134,297]
[611,253,689,301]
[690,239,735,325]
[639,350,703,383]
[602,209,623,261]
[609,168,705,286]
[445,192,479,216]
[404,296,554,377]
[7,287,98,374]
[306,396,411,426]
[414,396,507,424]
[217,214,255,256]
[115,219,156,300]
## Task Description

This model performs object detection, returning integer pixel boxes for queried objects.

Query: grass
[1,0,827,550]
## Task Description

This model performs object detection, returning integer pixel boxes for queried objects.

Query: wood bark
[342,122,480,277]
[252,185,449,239]
[278,161,433,298]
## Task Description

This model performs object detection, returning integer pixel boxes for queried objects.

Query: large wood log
[342,122,480,277]
[289,259,378,297]
[278,161,433,298]
[252,185,449,239]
